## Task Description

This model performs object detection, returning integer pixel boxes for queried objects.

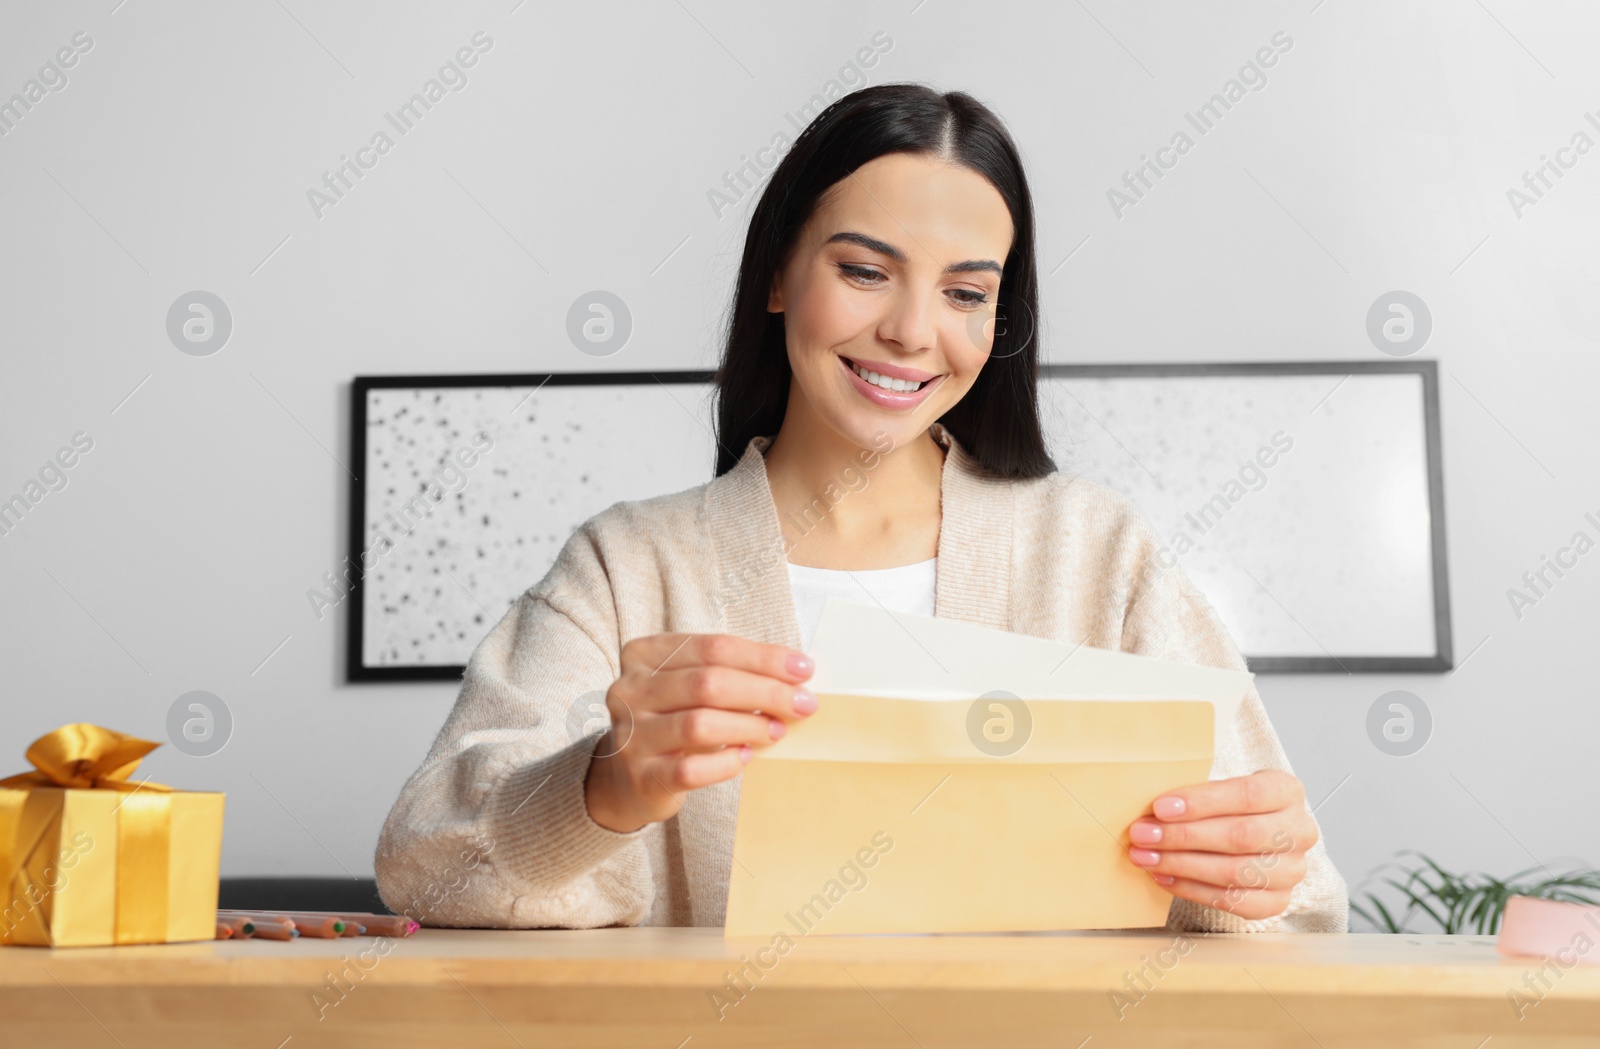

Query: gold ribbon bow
[0,724,174,946]
[0,723,173,793]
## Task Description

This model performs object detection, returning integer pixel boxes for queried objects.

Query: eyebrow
[824,230,1003,277]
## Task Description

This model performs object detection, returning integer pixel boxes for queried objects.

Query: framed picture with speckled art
[346,371,718,681]
[346,360,1450,681]
[1034,360,1451,674]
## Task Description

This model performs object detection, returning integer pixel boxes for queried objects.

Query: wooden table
[4,927,1597,1047]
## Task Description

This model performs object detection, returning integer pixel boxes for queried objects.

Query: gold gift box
[1,724,225,947]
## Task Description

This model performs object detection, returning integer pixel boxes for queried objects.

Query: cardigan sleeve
[373,525,656,929]
[1116,510,1350,934]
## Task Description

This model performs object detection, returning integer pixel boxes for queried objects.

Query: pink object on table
[1496,896,1600,964]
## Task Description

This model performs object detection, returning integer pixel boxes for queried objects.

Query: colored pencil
[218,915,254,936]
[215,909,418,938]
[260,910,419,937]
[241,919,296,941]
[353,915,417,937]
[215,911,346,938]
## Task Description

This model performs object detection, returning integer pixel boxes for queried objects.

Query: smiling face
[766,151,1015,454]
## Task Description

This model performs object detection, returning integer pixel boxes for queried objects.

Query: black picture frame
[345,360,1450,681]
[346,370,715,683]
[1036,360,1452,674]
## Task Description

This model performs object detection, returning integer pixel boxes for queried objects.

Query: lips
[844,357,928,392]
[839,354,943,410]
[842,356,939,384]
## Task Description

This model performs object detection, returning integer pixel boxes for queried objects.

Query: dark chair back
[218,877,392,914]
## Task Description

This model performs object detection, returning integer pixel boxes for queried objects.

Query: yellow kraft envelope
[725,692,1213,936]
[724,599,1252,937]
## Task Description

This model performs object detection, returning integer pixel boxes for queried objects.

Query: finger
[649,664,817,720]
[1152,875,1292,922]
[1151,769,1302,822]
[637,707,786,755]
[623,632,813,683]
[1128,813,1306,855]
[662,746,752,792]
[1128,847,1307,893]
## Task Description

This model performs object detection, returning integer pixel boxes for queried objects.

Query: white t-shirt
[787,556,937,653]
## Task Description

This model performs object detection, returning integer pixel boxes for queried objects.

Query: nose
[875,285,939,357]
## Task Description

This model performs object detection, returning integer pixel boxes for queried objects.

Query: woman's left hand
[1125,768,1317,921]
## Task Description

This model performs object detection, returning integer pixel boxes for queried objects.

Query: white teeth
[850,360,925,392]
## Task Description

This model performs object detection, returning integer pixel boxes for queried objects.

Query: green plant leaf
[1354,853,1600,937]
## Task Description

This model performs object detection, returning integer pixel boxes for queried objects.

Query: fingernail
[1129,822,1162,845]
[1154,796,1186,819]
[1152,874,1175,886]
[793,688,817,715]
[769,719,786,740]
[1128,848,1161,867]
[739,745,753,764]
[787,653,814,676]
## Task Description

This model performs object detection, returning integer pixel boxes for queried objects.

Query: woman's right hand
[582,632,817,834]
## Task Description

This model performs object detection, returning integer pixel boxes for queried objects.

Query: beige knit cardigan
[374,422,1348,933]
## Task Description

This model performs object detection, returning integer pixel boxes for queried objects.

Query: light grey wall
[2,1,1595,922]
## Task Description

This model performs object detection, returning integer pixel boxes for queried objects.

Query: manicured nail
[1154,796,1186,819]
[739,745,753,764]
[1152,874,1175,886]
[1129,822,1162,845]
[1128,848,1161,867]
[787,653,814,676]
[793,688,818,715]
[768,719,786,740]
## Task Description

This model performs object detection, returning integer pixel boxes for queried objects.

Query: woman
[374,84,1347,933]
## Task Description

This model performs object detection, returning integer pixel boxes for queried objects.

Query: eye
[838,262,885,286]
[949,288,989,308]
